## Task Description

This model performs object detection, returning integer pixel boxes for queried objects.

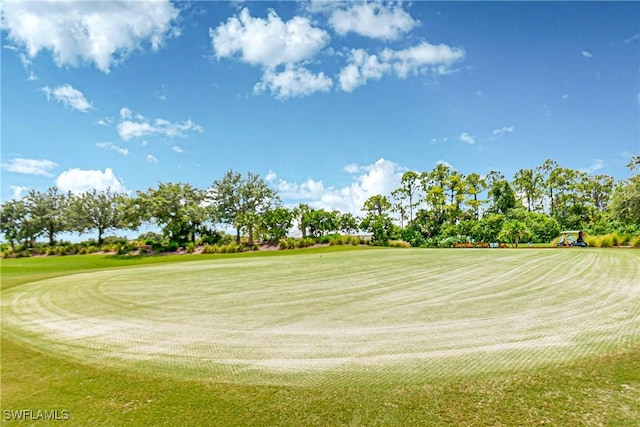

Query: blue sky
[1,1,639,215]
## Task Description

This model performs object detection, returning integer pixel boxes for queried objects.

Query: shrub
[160,241,179,252]
[202,244,218,254]
[631,236,640,248]
[186,242,196,254]
[389,240,411,248]
[600,235,614,248]
[585,236,602,248]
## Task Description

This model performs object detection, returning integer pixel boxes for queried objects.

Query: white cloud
[492,126,514,136]
[1,0,180,73]
[459,132,475,144]
[119,107,133,120]
[381,42,465,78]
[339,42,464,92]
[56,168,126,194]
[562,94,569,100]
[41,84,92,112]
[275,158,403,215]
[96,142,128,156]
[27,71,38,81]
[265,171,277,182]
[624,33,639,44]
[581,50,593,58]
[581,159,604,173]
[116,109,203,141]
[338,49,390,92]
[329,2,419,40]
[172,146,184,153]
[10,185,29,199]
[146,154,158,164]
[210,8,329,68]
[1,158,58,176]
[343,163,360,174]
[254,64,333,99]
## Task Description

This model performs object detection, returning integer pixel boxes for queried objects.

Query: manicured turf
[2,247,639,425]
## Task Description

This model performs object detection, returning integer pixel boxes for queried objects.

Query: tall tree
[421,163,451,227]
[208,170,243,241]
[25,187,69,245]
[361,195,394,245]
[609,157,640,228]
[488,179,517,214]
[0,198,36,248]
[292,203,312,238]
[137,182,205,244]
[465,172,486,220]
[339,212,359,235]
[68,188,132,245]
[513,168,543,212]
[445,170,466,222]
[261,207,293,242]
[392,171,421,225]
[537,159,559,216]
[208,170,278,245]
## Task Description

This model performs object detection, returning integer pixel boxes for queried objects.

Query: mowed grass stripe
[2,248,638,386]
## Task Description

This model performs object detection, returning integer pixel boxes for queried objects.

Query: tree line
[1,156,638,250]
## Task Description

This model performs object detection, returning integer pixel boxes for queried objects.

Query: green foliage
[67,189,131,245]
[137,182,206,245]
[498,219,532,247]
[610,175,640,227]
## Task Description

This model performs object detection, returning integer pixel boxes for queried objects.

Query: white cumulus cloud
[339,42,464,92]
[116,109,203,141]
[581,50,593,58]
[274,158,403,215]
[146,154,158,164]
[459,132,475,144]
[210,8,329,69]
[581,159,604,173]
[1,158,58,176]
[329,2,419,40]
[1,0,180,73]
[10,185,29,199]
[55,168,127,194]
[41,84,92,112]
[254,64,333,99]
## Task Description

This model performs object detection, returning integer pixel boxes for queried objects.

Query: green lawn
[2,247,639,425]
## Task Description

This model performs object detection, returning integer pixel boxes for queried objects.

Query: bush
[631,236,640,248]
[186,242,196,254]
[585,236,602,247]
[202,244,218,254]
[389,240,411,248]
[160,241,180,252]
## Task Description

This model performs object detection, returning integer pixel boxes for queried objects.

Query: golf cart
[557,230,588,247]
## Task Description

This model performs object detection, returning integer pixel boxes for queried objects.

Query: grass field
[2,246,639,425]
